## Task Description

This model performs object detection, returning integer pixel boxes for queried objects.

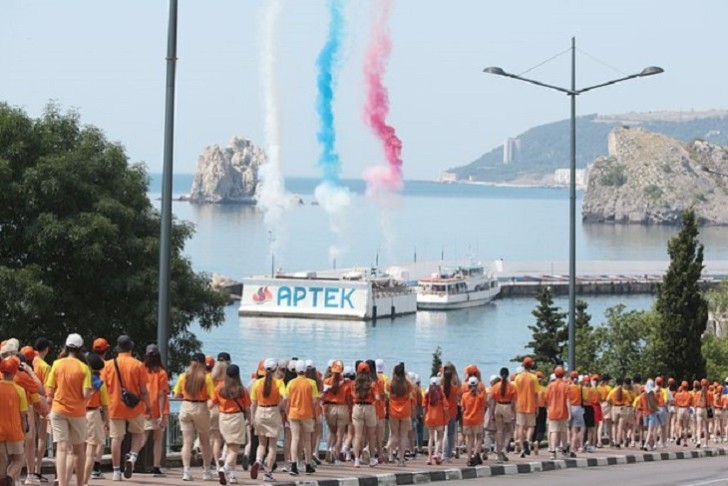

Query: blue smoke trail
[316,0,345,184]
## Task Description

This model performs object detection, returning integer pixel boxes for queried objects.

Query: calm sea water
[149,174,728,378]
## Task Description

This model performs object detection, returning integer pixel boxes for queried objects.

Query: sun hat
[65,333,83,349]
[116,335,134,352]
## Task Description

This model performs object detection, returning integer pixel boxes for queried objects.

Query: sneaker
[312,455,322,466]
[227,475,237,485]
[241,456,249,471]
[112,471,122,482]
[523,441,531,456]
[289,463,299,476]
[369,458,378,467]
[217,468,227,486]
[305,464,316,474]
[550,452,557,460]
[500,452,509,462]
[182,472,193,482]
[36,477,48,485]
[250,461,260,480]
[263,473,275,482]
[354,458,361,468]
[467,458,477,467]
[123,454,135,479]
[202,470,216,481]
[519,451,526,459]
[24,476,41,486]
[152,468,166,478]
[434,455,442,465]
[569,452,577,458]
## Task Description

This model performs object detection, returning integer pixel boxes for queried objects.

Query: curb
[273,448,728,485]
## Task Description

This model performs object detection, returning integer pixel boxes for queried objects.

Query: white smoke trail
[314,182,352,263]
[257,0,292,257]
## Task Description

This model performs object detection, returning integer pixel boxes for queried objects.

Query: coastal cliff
[187,137,266,204]
[582,127,728,225]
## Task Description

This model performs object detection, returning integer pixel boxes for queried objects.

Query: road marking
[683,478,728,486]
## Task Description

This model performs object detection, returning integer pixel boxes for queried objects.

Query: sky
[1,1,726,180]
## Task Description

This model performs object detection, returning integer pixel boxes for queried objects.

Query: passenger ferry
[238,267,416,320]
[417,264,500,310]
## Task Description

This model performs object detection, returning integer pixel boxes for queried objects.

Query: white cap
[414,373,421,384]
[264,358,278,371]
[489,375,499,384]
[375,358,384,373]
[327,359,335,368]
[305,359,314,369]
[468,376,478,386]
[645,381,655,393]
[1,338,19,355]
[65,333,83,348]
[343,365,354,376]
[549,373,556,382]
[429,376,439,386]
[515,366,524,375]
[287,359,298,372]
[295,360,306,373]
[406,371,416,383]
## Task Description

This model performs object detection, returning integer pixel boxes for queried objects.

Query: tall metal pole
[157,0,179,368]
[568,36,577,371]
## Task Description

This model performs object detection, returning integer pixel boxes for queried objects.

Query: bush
[600,164,627,186]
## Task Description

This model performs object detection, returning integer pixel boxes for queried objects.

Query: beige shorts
[462,424,483,435]
[290,418,314,434]
[144,417,163,431]
[179,401,211,434]
[254,406,282,438]
[86,409,105,446]
[494,403,514,425]
[516,412,536,427]
[325,404,350,428]
[601,401,612,419]
[352,404,377,428]
[219,412,247,445]
[695,407,708,421]
[548,419,568,435]
[0,441,24,456]
[109,415,145,439]
[677,407,690,424]
[50,412,87,445]
[620,407,635,425]
[209,407,220,432]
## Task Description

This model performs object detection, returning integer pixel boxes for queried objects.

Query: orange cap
[464,364,478,377]
[357,362,370,373]
[19,346,36,363]
[570,370,579,379]
[205,356,215,369]
[92,338,110,352]
[591,374,601,382]
[701,378,709,387]
[536,370,545,379]
[554,366,565,378]
[0,356,20,374]
[256,360,266,377]
[522,357,534,368]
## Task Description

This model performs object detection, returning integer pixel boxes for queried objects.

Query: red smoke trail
[363,0,403,194]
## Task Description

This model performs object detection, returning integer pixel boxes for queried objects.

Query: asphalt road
[444,456,728,485]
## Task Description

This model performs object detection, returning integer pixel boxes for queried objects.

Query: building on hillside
[439,172,457,183]
[554,168,587,188]
[503,138,521,164]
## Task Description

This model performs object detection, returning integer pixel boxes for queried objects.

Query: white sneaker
[369,458,378,467]
[182,471,193,481]
[112,471,123,482]
[202,470,216,481]
[25,476,41,486]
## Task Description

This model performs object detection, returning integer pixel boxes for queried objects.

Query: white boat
[238,267,416,320]
[417,264,500,310]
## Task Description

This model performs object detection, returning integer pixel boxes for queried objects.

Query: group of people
[2,333,728,486]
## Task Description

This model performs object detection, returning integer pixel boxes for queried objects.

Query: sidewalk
[39,443,727,485]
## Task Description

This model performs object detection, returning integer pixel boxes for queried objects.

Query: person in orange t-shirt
[491,367,517,464]
[82,353,110,486]
[101,335,152,481]
[350,362,380,469]
[15,346,44,486]
[250,359,286,482]
[31,337,52,483]
[460,376,486,467]
[386,363,413,466]
[694,379,711,448]
[322,360,351,466]
[138,344,169,478]
[546,367,571,460]
[284,360,319,475]
[212,365,251,484]
[45,334,92,486]
[0,356,29,486]
[424,376,448,465]
[513,357,538,458]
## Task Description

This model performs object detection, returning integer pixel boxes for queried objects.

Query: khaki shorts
[209,407,220,432]
[352,404,377,428]
[494,403,514,425]
[290,418,314,434]
[325,404,350,428]
[516,412,536,427]
[695,407,709,421]
[677,407,690,424]
[50,412,87,445]
[179,401,210,434]
[109,416,145,439]
[254,406,282,438]
[219,412,247,445]
[0,441,24,456]
[462,424,483,435]
[144,417,163,431]
[86,409,105,446]
[548,419,568,435]
[601,401,612,419]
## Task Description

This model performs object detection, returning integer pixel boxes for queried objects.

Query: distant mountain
[448,111,728,184]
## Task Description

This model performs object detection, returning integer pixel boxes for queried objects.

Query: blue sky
[1,1,725,180]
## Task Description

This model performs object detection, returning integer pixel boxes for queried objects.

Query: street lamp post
[483,37,663,371]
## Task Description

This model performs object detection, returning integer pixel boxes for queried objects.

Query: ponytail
[499,367,509,398]
[263,369,273,398]
[331,372,341,395]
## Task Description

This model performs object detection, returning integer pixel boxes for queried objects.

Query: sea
[148,174,728,379]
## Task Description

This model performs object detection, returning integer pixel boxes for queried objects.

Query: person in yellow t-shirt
[45,334,93,486]
[82,353,110,486]
[513,357,538,458]
[31,337,53,483]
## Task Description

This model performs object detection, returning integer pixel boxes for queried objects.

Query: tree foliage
[653,209,708,381]
[514,287,567,368]
[573,300,598,372]
[702,335,728,382]
[431,346,443,379]
[0,103,227,373]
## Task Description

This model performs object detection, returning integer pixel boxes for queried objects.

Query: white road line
[683,478,728,486]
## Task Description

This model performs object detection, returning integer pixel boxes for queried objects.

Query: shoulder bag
[113,357,141,408]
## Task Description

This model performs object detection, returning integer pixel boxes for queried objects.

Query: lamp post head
[639,66,664,77]
[483,66,507,76]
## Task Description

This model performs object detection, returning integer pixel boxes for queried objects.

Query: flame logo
[252,286,274,304]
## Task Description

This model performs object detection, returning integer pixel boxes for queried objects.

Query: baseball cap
[191,352,206,364]
[468,376,478,386]
[0,356,20,374]
[343,365,354,377]
[116,335,134,352]
[65,333,83,349]
[375,358,384,373]
[19,346,35,363]
[304,359,314,369]
[92,338,110,352]
[295,360,306,374]
[464,364,478,377]
[515,366,524,375]
[522,357,534,367]
[429,376,439,386]
[205,356,215,369]
[217,352,231,362]
[357,362,370,374]
[264,358,278,371]
[287,359,298,372]
[555,366,566,378]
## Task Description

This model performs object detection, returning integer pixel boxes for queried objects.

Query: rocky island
[582,127,728,225]
[186,137,266,204]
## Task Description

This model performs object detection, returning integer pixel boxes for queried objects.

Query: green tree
[431,346,443,379]
[514,287,567,368]
[0,103,227,373]
[573,299,599,372]
[592,305,658,378]
[653,209,708,381]
[702,335,728,381]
